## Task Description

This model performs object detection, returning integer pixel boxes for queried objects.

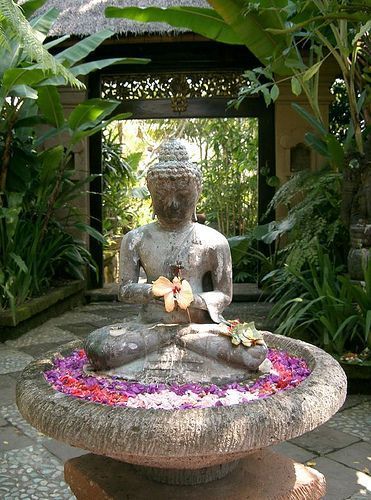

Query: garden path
[0,301,370,499]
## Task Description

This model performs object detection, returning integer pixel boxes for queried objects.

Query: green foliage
[102,127,150,239]
[329,79,352,145]
[269,245,371,356]
[228,235,258,283]
[228,223,285,283]
[265,167,348,270]
[103,117,258,239]
[106,6,243,45]
[185,118,258,237]
[113,1,370,156]
[0,6,147,311]
[235,1,370,156]
[0,0,82,89]
[106,2,291,71]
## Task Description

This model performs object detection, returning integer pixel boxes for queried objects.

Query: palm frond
[0,0,83,88]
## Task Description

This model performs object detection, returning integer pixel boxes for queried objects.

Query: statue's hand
[191,293,207,311]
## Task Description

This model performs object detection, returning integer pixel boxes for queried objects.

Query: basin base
[64,449,326,499]
[132,459,239,485]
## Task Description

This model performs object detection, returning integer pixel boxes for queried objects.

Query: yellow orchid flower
[152,276,193,312]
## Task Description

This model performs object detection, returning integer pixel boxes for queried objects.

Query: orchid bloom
[152,276,193,312]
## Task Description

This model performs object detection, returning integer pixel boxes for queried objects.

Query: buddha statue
[85,139,268,384]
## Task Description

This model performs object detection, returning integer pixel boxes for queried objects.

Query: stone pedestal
[64,449,326,500]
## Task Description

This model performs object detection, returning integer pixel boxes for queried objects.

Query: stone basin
[16,331,346,485]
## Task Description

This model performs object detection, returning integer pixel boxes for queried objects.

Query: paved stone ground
[0,301,370,499]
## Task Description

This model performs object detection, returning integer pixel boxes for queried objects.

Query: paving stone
[18,342,61,358]
[61,322,101,338]
[42,438,88,462]
[0,426,33,451]
[5,325,77,348]
[0,374,17,390]
[89,306,138,321]
[327,401,371,442]
[0,444,74,499]
[291,424,360,455]
[224,302,275,330]
[0,386,16,405]
[340,395,371,412]
[326,442,371,474]
[312,457,370,499]
[0,404,46,442]
[0,417,7,427]
[272,441,317,463]
[54,310,109,325]
[0,349,34,374]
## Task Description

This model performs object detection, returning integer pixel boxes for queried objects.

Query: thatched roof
[30,0,209,37]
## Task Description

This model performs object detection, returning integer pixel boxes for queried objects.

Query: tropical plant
[0,0,82,89]
[185,118,258,236]
[228,223,285,283]
[102,126,150,239]
[107,1,370,225]
[269,245,371,356]
[264,166,348,268]
[0,1,148,311]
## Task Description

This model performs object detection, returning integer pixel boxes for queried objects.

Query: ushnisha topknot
[146,139,202,192]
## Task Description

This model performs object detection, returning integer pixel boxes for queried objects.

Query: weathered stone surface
[16,331,347,470]
[0,426,34,451]
[325,442,371,473]
[311,456,369,500]
[64,450,326,499]
[271,441,317,463]
[85,322,268,383]
[291,424,360,454]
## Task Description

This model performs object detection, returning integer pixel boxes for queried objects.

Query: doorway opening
[102,117,259,285]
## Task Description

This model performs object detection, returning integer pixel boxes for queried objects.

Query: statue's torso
[124,222,230,324]
[132,222,222,292]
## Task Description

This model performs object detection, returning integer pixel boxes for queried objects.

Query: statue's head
[146,139,202,226]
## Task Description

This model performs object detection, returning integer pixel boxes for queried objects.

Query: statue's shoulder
[195,223,229,247]
[122,223,156,246]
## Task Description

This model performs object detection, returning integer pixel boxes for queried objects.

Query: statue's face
[149,178,199,225]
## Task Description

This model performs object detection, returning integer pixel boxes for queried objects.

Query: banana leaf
[37,86,64,128]
[55,29,114,66]
[106,6,242,45]
[67,99,119,131]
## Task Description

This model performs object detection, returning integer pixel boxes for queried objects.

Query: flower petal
[152,277,173,297]
[176,279,193,310]
[164,292,175,312]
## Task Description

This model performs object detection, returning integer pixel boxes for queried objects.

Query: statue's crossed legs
[84,322,267,373]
